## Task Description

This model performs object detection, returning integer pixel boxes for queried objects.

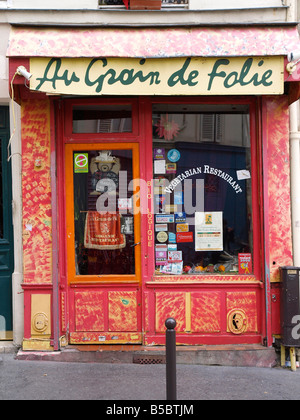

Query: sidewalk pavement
[1,352,300,400]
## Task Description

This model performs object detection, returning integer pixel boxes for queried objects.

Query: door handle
[131,242,141,247]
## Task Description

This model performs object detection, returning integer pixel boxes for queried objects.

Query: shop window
[152,104,253,276]
[72,104,132,133]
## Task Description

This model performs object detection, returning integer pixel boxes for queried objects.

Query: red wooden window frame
[64,97,140,141]
[60,95,263,283]
[148,96,263,282]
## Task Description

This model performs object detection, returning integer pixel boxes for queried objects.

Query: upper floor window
[98,0,188,8]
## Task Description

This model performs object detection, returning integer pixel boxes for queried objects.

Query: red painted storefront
[7,26,300,351]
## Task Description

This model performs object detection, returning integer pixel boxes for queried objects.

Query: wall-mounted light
[7,65,32,161]
[286,52,300,75]
[16,66,32,81]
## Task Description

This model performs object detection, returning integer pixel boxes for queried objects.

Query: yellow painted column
[185,292,191,333]
[290,347,297,372]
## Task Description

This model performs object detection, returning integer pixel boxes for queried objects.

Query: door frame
[55,97,146,344]
[65,142,141,285]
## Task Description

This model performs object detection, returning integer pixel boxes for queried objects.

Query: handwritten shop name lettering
[35,57,274,93]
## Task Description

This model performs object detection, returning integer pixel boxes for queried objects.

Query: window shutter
[201,114,215,142]
[97,119,113,133]
[215,114,224,143]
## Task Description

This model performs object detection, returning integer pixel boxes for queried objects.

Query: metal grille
[133,354,166,364]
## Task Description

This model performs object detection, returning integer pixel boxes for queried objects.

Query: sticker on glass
[74,153,89,173]
[157,231,168,243]
[236,170,251,180]
[167,149,181,163]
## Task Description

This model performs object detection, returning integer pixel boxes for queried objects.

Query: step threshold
[16,344,278,368]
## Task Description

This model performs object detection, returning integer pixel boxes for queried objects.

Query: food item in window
[194,265,204,273]
[207,264,215,273]
[218,265,226,272]
[183,265,192,273]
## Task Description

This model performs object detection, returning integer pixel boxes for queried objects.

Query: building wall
[1,0,299,349]
[10,0,98,8]
[0,0,296,25]
[0,24,9,101]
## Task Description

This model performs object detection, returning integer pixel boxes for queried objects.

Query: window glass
[73,149,135,275]
[152,104,252,276]
[73,104,132,133]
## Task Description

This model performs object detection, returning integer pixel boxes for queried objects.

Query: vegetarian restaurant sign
[30,56,284,96]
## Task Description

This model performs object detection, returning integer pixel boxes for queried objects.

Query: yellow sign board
[30,56,284,96]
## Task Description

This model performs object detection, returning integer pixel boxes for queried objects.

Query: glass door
[65,143,141,284]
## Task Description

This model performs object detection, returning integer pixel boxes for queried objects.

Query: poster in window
[153,148,165,160]
[195,211,223,251]
[238,253,252,274]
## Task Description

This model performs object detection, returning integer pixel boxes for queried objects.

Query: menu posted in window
[195,211,223,252]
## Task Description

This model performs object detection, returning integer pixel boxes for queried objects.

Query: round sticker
[168,149,181,163]
[157,231,168,243]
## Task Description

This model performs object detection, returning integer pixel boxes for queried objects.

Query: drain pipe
[290,100,300,267]
[10,100,24,347]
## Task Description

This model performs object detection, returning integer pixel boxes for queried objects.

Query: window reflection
[73,105,132,133]
[152,104,252,276]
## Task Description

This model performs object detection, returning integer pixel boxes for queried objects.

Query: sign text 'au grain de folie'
[30,56,284,96]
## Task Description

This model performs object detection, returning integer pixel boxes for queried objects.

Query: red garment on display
[84,211,126,250]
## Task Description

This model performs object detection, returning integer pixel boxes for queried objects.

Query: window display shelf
[147,275,261,285]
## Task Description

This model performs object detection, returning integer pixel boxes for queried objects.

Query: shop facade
[7,25,300,351]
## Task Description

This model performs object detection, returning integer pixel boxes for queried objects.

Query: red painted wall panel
[191,292,221,333]
[75,291,105,332]
[21,98,52,285]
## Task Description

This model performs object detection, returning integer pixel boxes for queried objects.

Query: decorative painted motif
[7,26,300,60]
[226,292,257,333]
[21,99,52,284]
[227,309,248,335]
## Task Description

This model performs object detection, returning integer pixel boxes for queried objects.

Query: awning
[6,25,300,59]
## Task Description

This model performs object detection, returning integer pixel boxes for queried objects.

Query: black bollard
[165,318,177,401]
